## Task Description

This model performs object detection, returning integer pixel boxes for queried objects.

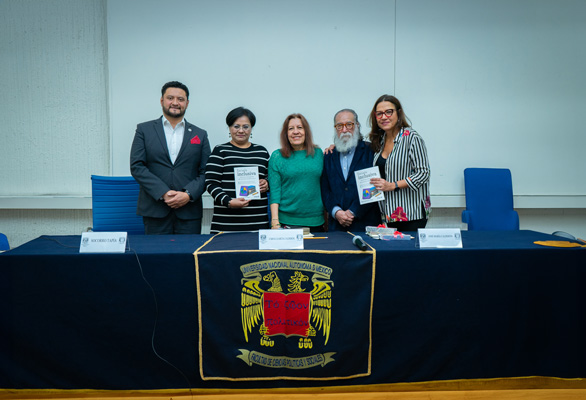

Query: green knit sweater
[268,149,324,227]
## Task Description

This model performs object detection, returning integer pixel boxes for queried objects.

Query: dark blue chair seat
[461,168,519,231]
[0,233,9,251]
[91,175,145,234]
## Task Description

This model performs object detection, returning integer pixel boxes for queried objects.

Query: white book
[354,166,384,205]
[234,166,261,200]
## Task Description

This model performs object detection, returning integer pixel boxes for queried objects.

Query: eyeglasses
[232,124,251,131]
[375,109,396,119]
[334,122,355,131]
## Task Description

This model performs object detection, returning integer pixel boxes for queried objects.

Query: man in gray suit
[130,81,211,234]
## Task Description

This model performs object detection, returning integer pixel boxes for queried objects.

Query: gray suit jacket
[130,117,211,219]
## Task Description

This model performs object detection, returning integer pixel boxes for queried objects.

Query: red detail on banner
[263,292,311,337]
[191,136,201,144]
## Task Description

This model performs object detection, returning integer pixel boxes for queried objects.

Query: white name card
[259,229,304,250]
[80,232,128,253]
[417,228,462,249]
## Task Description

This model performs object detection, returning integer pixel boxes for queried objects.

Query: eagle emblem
[241,268,332,349]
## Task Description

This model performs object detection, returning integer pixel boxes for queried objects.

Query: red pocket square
[190,136,201,144]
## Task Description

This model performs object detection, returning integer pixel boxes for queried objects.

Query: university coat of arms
[195,233,375,379]
[240,260,333,350]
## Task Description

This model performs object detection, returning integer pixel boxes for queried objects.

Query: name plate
[417,228,462,249]
[80,232,128,253]
[258,229,304,250]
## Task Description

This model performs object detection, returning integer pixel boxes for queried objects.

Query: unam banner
[194,232,375,381]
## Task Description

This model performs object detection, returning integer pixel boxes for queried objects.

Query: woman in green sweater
[268,113,325,232]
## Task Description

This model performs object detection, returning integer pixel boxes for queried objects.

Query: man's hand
[163,190,190,209]
[335,209,354,227]
[323,144,335,155]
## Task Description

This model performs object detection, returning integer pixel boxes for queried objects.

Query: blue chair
[0,233,9,251]
[91,175,145,234]
[461,168,519,231]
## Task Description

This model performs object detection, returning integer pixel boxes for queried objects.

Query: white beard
[334,131,360,153]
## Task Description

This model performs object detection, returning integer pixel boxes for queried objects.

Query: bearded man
[130,81,210,234]
[320,109,380,231]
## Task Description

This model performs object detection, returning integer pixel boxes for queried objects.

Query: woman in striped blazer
[368,95,431,231]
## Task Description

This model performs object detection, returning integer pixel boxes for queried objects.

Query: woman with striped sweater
[205,107,270,233]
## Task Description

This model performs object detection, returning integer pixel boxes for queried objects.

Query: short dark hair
[161,81,189,99]
[226,107,256,127]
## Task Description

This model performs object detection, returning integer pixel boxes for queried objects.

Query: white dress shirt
[162,116,185,164]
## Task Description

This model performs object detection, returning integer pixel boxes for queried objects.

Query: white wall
[0,0,110,247]
[396,0,586,201]
[0,0,110,196]
[107,0,395,174]
[107,0,586,207]
[1,0,585,248]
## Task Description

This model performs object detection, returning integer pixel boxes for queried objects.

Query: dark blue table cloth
[1,231,584,389]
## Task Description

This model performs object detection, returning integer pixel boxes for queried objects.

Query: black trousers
[143,211,202,234]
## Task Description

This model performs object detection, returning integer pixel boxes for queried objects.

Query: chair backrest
[461,168,520,231]
[91,175,145,234]
[0,233,9,251]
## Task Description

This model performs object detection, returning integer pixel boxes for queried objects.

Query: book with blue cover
[354,167,384,205]
[234,166,261,199]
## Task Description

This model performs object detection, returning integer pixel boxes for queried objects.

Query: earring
[250,132,253,139]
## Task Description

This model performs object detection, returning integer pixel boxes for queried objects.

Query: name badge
[80,232,128,253]
[259,229,304,250]
[417,228,462,249]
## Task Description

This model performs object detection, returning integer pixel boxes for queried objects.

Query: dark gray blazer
[130,117,211,220]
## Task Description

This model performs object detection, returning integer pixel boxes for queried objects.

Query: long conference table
[1,230,585,397]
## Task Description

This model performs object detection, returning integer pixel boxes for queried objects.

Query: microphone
[352,235,368,251]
